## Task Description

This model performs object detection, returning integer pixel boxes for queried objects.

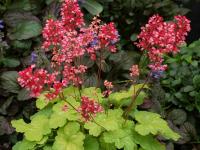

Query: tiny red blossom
[104,80,113,89]
[79,96,103,121]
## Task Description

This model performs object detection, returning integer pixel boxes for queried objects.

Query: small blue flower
[89,37,99,47]
[31,52,38,64]
[150,70,164,79]
[0,20,4,30]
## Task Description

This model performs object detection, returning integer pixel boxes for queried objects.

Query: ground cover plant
[9,0,192,150]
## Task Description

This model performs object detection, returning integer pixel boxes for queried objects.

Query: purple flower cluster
[0,20,4,30]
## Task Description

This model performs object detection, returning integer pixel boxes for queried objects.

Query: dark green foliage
[162,40,200,111]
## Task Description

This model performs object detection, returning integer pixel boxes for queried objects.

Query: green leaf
[84,120,103,137]
[44,145,53,150]
[84,109,124,136]
[133,133,165,150]
[130,34,137,41]
[81,87,104,103]
[0,116,14,135]
[82,0,103,15]
[9,20,42,40]
[102,121,137,150]
[52,122,85,150]
[31,105,52,120]
[12,115,51,141]
[108,84,148,106]
[12,139,36,150]
[134,111,180,141]
[0,96,13,115]
[193,75,200,88]
[63,86,80,98]
[167,109,187,125]
[4,11,40,28]
[17,89,31,101]
[183,85,194,92]
[36,92,53,109]
[49,100,80,129]
[0,71,20,93]
[46,0,54,5]
[84,136,99,150]
[11,40,32,49]
[2,58,20,68]
[7,0,32,11]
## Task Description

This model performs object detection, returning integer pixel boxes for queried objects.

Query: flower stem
[123,75,149,119]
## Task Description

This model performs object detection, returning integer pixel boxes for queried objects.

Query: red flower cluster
[42,0,119,64]
[130,65,139,78]
[18,0,119,100]
[136,14,190,71]
[45,82,64,100]
[99,22,119,52]
[79,96,104,121]
[61,0,84,31]
[18,65,58,97]
[42,19,64,49]
[62,65,87,86]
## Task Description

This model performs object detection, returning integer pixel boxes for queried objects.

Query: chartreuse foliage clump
[12,86,180,150]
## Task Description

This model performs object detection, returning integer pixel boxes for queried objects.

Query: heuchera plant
[11,0,190,150]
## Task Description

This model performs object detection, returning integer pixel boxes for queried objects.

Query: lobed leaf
[134,111,180,141]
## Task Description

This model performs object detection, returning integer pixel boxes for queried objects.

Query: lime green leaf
[82,0,103,15]
[11,119,28,133]
[52,122,85,150]
[84,109,124,136]
[36,92,58,109]
[84,120,103,137]
[109,90,130,102]
[133,133,165,150]
[49,100,80,129]
[36,93,49,109]
[31,105,52,120]
[12,139,36,150]
[81,87,104,103]
[134,111,180,141]
[63,86,80,98]
[84,136,99,150]
[108,84,148,106]
[12,115,51,141]
[44,145,53,150]
[129,84,149,93]
[37,136,49,145]
[102,121,137,150]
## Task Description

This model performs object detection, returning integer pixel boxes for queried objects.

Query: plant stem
[123,75,149,119]
[97,49,103,88]
[90,114,106,130]
[113,80,133,84]
[59,93,79,112]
